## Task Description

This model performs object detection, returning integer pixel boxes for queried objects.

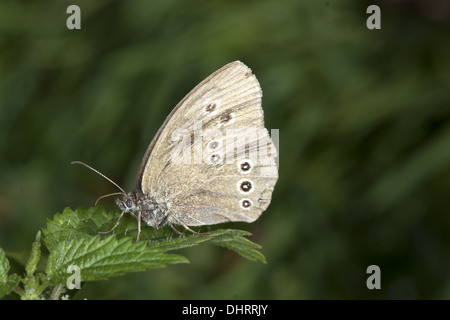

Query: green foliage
[0,0,449,299]
[0,207,265,299]
[0,248,21,298]
[45,235,186,285]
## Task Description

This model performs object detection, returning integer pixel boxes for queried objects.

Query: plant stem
[50,284,65,300]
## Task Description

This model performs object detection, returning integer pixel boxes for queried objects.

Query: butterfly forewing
[137,61,278,227]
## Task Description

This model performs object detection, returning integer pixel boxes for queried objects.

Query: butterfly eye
[125,199,133,208]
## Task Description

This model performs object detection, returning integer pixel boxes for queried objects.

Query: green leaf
[0,248,21,298]
[145,229,266,263]
[208,230,267,264]
[42,206,266,286]
[42,206,112,252]
[0,248,9,283]
[25,232,42,277]
[45,235,188,285]
[43,207,189,284]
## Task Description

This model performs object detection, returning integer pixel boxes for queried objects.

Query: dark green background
[1,0,449,299]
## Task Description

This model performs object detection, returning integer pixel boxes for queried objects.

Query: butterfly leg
[168,216,209,236]
[179,223,210,236]
[98,211,125,235]
[128,212,139,220]
[170,224,184,236]
[136,211,142,242]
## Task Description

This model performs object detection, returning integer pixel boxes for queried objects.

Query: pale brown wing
[137,61,278,226]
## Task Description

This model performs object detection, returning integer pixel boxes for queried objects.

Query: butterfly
[73,61,278,241]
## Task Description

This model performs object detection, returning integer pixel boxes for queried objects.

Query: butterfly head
[115,193,139,213]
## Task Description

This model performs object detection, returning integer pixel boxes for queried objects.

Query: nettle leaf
[45,235,188,285]
[146,229,266,263]
[0,248,9,283]
[0,248,21,298]
[208,230,267,263]
[43,206,114,251]
[43,207,266,285]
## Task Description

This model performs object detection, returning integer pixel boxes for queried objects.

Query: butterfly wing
[137,61,278,227]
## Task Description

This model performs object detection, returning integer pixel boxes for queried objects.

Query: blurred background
[0,0,449,299]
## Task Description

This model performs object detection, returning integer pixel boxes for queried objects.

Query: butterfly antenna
[94,192,125,206]
[71,161,127,195]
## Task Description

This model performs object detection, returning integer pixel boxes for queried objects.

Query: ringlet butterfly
[73,61,278,241]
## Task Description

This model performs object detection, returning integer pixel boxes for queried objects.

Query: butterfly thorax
[115,190,169,229]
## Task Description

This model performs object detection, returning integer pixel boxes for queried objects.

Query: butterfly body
[115,192,169,229]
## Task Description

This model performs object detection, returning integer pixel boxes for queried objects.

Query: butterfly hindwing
[137,61,278,227]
